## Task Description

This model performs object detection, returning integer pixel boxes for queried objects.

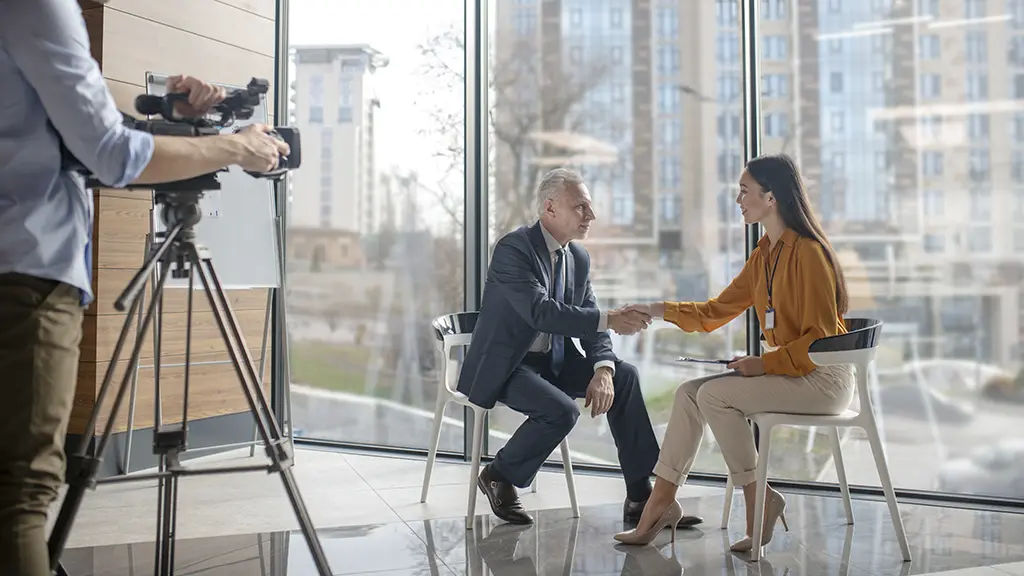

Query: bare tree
[414,25,618,239]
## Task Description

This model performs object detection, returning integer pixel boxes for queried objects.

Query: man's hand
[727,355,765,377]
[585,367,615,417]
[607,308,652,335]
[231,124,291,173]
[166,75,226,117]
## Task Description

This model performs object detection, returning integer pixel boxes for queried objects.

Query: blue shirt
[0,0,154,305]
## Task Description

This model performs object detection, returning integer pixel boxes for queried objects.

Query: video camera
[61,77,301,191]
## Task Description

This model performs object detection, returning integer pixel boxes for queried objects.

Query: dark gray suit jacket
[456,222,616,409]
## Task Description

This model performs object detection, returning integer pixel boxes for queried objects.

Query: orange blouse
[663,228,846,377]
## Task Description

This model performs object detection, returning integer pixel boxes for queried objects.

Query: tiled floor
[51,447,1024,575]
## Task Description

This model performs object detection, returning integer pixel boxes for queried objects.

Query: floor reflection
[58,490,1024,575]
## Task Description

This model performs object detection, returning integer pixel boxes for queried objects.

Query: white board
[145,73,282,289]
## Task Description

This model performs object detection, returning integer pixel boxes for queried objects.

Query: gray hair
[536,168,585,215]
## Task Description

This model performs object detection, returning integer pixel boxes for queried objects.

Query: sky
[288,0,469,229]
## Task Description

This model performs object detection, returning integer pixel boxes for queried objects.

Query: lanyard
[763,242,784,309]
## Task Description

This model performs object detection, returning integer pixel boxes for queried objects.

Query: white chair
[721,318,911,563]
[420,312,580,528]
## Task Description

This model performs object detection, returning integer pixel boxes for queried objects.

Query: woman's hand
[727,355,765,377]
[622,302,665,319]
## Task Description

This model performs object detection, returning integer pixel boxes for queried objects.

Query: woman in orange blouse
[613,154,853,551]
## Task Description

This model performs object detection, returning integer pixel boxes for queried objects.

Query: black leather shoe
[623,498,703,528]
[478,465,534,525]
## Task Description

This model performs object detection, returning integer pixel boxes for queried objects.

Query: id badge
[765,308,776,330]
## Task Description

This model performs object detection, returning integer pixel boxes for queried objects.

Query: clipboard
[676,357,732,366]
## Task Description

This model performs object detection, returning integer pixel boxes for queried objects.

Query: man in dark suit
[457,168,703,528]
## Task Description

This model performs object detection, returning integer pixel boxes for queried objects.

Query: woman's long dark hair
[745,154,849,316]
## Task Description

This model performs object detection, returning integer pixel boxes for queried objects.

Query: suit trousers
[491,354,660,488]
[654,365,854,488]
[0,273,84,576]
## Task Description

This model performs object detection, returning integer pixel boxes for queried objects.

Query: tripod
[47,190,333,576]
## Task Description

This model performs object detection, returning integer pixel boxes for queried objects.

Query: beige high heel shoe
[730,490,789,553]
[613,499,684,546]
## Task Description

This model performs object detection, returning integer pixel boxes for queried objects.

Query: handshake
[606,302,667,336]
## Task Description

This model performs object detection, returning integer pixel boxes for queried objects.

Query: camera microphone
[134,94,166,117]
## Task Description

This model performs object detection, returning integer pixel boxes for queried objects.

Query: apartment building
[494,0,1022,364]
[288,44,388,235]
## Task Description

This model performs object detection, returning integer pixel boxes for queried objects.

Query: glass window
[923,233,945,253]
[761,0,1024,502]
[659,193,681,224]
[661,120,682,147]
[658,45,679,74]
[923,189,944,217]
[659,156,681,189]
[610,7,623,28]
[716,0,738,27]
[830,110,845,135]
[286,1,466,451]
[284,0,1024,506]
[921,73,941,99]
[923,151,944,177]
[657,7,679,39]
[717,32,739,63]
[920,34,940,59]
[967,71,989,101]
[970,186,992,220]
[966,31,987,63]
[491,0,746,469]
[965,0,986,18]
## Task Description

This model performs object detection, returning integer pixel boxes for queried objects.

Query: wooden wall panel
[218,0,276,20]
[94,194,151,270]
[91,268,269,316]
[100,9,275,113]
[73,0,280,436]
[104,0,275,56]
[73,349,270,434]
[82,308,269,364]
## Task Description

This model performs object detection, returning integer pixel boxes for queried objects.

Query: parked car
[936,439,1024,499]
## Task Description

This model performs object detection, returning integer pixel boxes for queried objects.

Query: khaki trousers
[0,273,84,576]
[654,364,854,487]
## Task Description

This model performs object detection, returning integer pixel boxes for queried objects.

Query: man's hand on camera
[607,308,652,335]
[232,124,290,173]
[166,75,226,117]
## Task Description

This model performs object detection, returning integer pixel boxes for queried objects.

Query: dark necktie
[551,248,565,376]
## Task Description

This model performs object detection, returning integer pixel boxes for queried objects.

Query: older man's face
[548,183,596,242]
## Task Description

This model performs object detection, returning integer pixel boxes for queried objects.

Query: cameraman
[0,1,290,574]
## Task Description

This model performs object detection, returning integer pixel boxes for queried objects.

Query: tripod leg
[195,254,283,447]
[121,282,147,475]
[188,250,333,576]
[251,290,273,457]
[49,267,172,572]
[154,452,181,576]
[122,232,156,475]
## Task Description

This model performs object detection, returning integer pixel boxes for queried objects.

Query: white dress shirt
[529,224,615,376]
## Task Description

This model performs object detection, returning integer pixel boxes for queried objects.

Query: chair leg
[531,476,538,493]
[864,420,912,562]
[420,394,449,503]
[721,476,734,529]
[750,425,773,562]
[829,427,854,525]
[466,409,486,530]
[559,439,580,518]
